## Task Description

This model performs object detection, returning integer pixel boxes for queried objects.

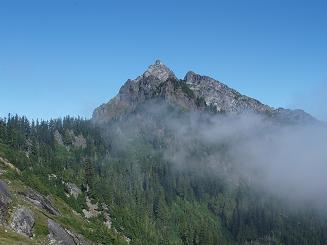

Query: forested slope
[1,111,327,244]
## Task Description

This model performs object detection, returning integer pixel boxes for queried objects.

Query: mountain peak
[155,59,163,65]
[143,60,176,82]
[93,63,316,124]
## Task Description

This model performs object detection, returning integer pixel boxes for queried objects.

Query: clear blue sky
[1,0,326,120]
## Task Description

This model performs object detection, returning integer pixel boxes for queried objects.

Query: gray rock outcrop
[0,180,11,223]
[82,196,100,219]
[102,203,112,229]
[48,219,92,245]
[185,71,316,123]
[20,188,60,216]
[72,134,87,149]
[54,130,86,149]
[65,183,82,199]
[185,71,272,113]
[54,130,64,146]
[10,207,35,237]
[143,59,176,82]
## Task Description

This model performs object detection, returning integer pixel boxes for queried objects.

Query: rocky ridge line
[92,60,316,124]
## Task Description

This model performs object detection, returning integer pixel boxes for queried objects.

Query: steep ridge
[92,60,204,123]
[93,60,316,124]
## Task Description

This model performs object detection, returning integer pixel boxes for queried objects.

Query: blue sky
[1,0,326,120]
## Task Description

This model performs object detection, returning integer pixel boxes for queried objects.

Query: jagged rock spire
[143,60,176,82]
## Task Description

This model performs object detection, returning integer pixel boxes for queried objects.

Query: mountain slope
[1,62,326,244]
[2,113,327,244]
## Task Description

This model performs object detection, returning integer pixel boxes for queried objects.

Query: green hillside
[0,109,327,244]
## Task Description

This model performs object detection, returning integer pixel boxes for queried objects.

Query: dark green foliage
[84,158,95,189]
[174,79,196,99]
[34,220,49,237]
[195,96,206,107]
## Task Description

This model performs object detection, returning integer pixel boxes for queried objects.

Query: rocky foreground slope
[0,146,129,244]
[0,159,88,244]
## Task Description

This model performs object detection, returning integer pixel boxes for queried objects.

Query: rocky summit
[92,60,316,124]
[143,59,176,82]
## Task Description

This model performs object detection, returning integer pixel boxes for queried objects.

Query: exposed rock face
[65,228,93,245]
[103,212,112,229]
[92,60,316,124]
[65,183,82,199]
[54,130,64,146]
[54,130,87,149]
[48,219,92,245]
[20,188,60,216]
[143,59,176,82]
[48,219,75,244]
[185,71,272,113]
[101,203,112,229]
[92,60,203,123]
[185,71,316,123]
[82,196,100,219]
[10,207,35,237]
[73,134,87,149]
[0,180,11,223]
[48,173,58,181]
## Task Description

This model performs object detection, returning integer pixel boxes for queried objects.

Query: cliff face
[184,71,272,113]
[93,60,316,124]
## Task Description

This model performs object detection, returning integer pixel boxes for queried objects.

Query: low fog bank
[230,118,327,208]
[105,101,327,211]
[159,105,327,210]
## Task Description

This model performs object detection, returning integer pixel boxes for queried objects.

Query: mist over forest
[101,100,327,213]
